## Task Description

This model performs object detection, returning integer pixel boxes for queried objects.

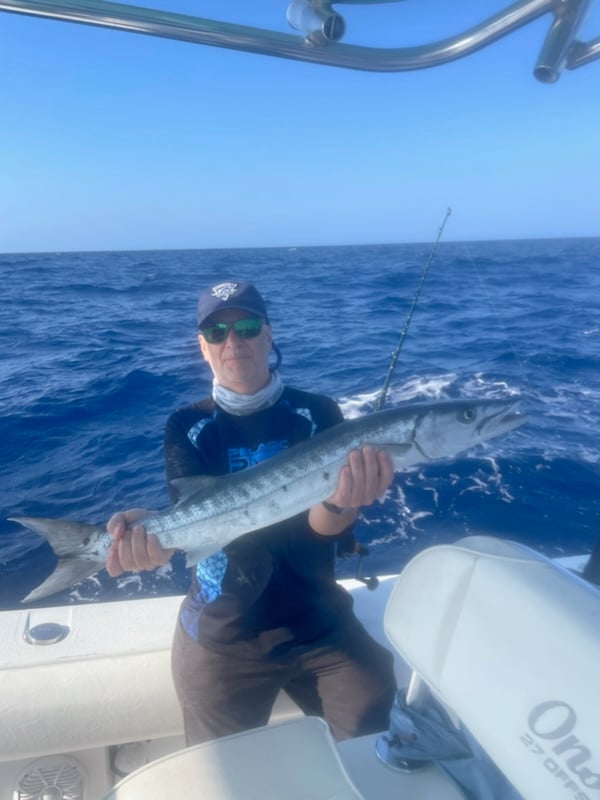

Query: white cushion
[103,716,363,800]
[384,536,600,800]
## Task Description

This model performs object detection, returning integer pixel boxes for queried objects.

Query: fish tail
[9,516,106,603]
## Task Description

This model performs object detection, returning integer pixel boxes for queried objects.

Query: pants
[171,618,397,746]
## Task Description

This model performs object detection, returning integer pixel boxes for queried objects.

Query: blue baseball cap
[197,281,269,329]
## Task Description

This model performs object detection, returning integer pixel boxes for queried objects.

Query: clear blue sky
[1,0,599,252]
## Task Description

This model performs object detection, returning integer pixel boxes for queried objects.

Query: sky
[1,0,599,252]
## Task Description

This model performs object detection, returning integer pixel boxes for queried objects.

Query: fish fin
[185,544,221,568]
[10,516,107,603]
[170,475,223,501]
[21,558,101,603]
[9,516,105,557]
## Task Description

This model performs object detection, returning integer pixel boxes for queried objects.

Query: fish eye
[458,407,477,423]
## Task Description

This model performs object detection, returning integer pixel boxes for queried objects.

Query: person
[106,279,397,746]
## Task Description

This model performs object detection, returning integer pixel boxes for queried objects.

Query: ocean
[1,238,599,610]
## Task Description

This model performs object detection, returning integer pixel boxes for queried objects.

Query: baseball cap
[197,281,269,329]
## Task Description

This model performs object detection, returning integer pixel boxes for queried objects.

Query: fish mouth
[499,411,528,430]
[481,402,527,435]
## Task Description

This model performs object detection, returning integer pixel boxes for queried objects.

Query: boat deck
[339,733,466,799]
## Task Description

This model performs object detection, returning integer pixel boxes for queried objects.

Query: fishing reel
[337,533,380,590]
[354,543,380,591]
[356,547,380,591]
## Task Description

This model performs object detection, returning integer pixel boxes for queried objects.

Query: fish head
[411,397,526,461]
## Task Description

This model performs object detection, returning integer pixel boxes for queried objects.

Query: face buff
[212,371,284,416]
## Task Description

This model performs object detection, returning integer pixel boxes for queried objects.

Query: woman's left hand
[327,445,394,510]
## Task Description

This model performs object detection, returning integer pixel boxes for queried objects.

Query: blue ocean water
[1,239,599,610]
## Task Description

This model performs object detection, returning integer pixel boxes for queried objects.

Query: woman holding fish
[107,280,397,746]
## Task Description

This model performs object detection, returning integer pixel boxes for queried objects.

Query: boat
[1,536,598,799]
[0,2,598,799]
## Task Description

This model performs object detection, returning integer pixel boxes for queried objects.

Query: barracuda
[10,397,525,603]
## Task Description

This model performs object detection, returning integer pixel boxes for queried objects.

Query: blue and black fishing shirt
[164,387,356,654]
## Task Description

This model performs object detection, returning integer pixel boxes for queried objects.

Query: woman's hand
[308,445,394,536]
[106,508,175,576]
[328,445,394,510]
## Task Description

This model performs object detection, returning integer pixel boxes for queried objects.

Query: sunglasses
[200,317,263,344]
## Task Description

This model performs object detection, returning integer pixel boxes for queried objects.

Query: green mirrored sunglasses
[201,317,263,344]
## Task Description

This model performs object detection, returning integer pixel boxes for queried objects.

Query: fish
[10,397,526,603]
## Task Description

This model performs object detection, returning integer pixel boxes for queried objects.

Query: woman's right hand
[106,508,175,576]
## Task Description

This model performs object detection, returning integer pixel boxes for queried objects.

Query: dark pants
[171,619,397,746]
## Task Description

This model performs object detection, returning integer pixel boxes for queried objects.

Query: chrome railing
[0,0,598,82]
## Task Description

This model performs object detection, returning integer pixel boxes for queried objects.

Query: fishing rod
[375,207,452,412]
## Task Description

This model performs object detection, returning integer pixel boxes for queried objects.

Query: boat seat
[383,536,600,800]
[102,716,364,799]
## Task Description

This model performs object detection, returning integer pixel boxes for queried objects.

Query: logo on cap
[211,282,239,302]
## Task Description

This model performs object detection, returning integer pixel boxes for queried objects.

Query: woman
[107,280,397,745]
